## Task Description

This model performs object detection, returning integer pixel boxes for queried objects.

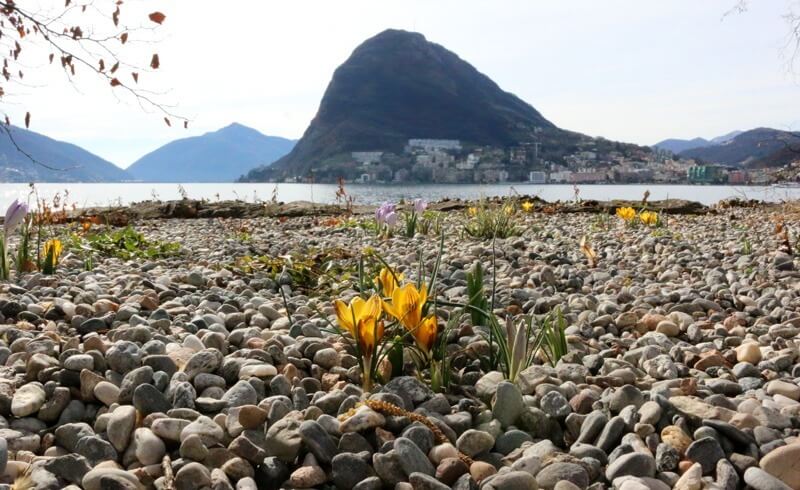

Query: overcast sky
[6,0,800,167]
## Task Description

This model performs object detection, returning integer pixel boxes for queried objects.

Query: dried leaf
[148,12,166,24]
[150,54,160,70]
[131,72,138,83]
[110,78,121,87]
[183,120,188,129]
[110,61,119,74]
[98,59,105,71]
[24,111,30,128]
[579,235,597,268]
[48,53,54,63]
[4,116,9,125]
[120,32,128,44]
[112,7,120,26]
[163,117,171,127]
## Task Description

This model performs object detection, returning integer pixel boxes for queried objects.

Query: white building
[352,152,383,165]
[529,171,547,184]
[549,171,572,183]
[407,139,462,152]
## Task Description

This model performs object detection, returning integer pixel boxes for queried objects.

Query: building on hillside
[529,171,547,184]
[728,170,749,185]
[550,170,572,183]
[407,139,462,152]
[351,152,383,165]
[687,165,726,184]
[570,171,607,184]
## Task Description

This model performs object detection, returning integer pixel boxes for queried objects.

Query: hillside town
[337,138,798,185]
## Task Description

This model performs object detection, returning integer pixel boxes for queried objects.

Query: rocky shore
[0,202,798,490]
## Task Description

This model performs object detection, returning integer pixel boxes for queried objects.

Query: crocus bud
[4,199,28,236]
[413,198,427,213]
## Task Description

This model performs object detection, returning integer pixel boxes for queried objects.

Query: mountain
[128,123,295,182]
[653,137,712,154]
[710,130,743,144]
[0,126,131,182]
[680,128,800,168]
[242,29,587,182]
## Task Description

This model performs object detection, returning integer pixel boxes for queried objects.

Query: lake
[0,182,798,210]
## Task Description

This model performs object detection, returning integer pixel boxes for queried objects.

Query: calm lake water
[0,182,798,210]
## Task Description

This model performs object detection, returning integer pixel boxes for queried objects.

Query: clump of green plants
[68,225,181,262]
[418,210,444,236]
[741,237,753,255]
[401,199,427,238]
[482,307,569,381]
[463,199,521,239]
[466,261,490,327]
[229,247,355,293]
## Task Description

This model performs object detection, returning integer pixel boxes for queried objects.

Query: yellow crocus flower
[615,207,636,221]
[383,283,427,332]
[639,211,658,226]
[375,267,403,296]
[44,239,62,262]
[522,201,534,212]
[334,295,381,338]
[412,315,438,353]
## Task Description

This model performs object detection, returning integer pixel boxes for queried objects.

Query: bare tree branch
[0,0,187,171]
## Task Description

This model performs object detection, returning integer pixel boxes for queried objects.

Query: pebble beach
[0,200,799,490]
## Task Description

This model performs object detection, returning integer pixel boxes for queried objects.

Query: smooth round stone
[180,433,209,461]
[482,470,537,490]
[134,427,166,465]
[237,405,268,429]
[655,320,680,336]
[661,425,692,455]
[82,467,141,490]
[313,348,340,369]
[495,429,533,455]
[436,457,469,486]
[181,415,224,445]
[11,383,46,417]
[0,437,6,475]
[469,461,497,482]
[493,381,524,428]
[64,354,95,371]
[288,465,327,488]
[735,342,762,364]
[456,430,495,457]
[605,452,656,481]
[536,462,589,489]
[151,418,190,441]
[239,364,277,379]
[175,462,211,490]
[93,381,120,406]
[766,380,800,401]
[107,405,136,452]
[429,443,459,464]
[760,443,800,488]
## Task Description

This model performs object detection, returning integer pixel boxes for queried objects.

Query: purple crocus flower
[375,202,396,225]
[384,211,398,228]
[413,198,427,213]
[4,199,28,236]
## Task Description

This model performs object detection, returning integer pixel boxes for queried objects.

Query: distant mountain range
[655,128,800,168]
[127,123,295,182]
[653,131,743,154]
[0,126,131,182]
[242,29,602,182]
[0,123,294,183]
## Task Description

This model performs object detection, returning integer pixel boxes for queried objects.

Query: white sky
[5,0,800,167]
